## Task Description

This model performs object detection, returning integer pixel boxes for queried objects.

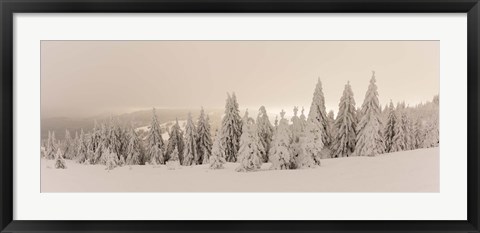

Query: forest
[42,72,440,172]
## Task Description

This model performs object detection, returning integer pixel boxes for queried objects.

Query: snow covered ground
[41,147,439,192]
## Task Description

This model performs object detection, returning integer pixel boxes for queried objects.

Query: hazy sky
[41,41,439,118]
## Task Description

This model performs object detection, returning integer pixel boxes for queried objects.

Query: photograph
[40,40,439,192]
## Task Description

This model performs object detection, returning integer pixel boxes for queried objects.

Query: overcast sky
[41,40,439,118]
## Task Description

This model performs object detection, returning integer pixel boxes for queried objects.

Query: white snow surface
[41,147,439,192]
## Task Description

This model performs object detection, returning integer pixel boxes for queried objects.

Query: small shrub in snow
[166,161,181,170]
[105,149,119,170]
[209,154,225,170]
[54,148,67,169]
[166,147,181,170]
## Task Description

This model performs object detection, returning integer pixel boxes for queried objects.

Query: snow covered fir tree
[42,71,439,172]
[220,93,243,162]
[308,78,332,153]
[256,106,274,163]
[331,81,357,158]
[235,110,263,172]
[209,130,226,169]
[196,108,213,164]
[268,110,293,170]
[354,72,385,157]
[145,108,165,165]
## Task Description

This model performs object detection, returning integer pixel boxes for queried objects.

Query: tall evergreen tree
[422,95,439,148]
[220,93,243,162]
[46,131,57,160]
[76,129,88,163]
[307,78,332,148]
[269,110,293,170]
[209,130,226,169]
[383,100,397,153]
[90,120,102,157]
[85,133,96,164]
[146,108,166,164]
[302,107,324,165]
[196,108,213,164]
[392,109,408,152]
[94,122,111,164]
[412,119,424,149]
[256,106,274,162]
[290,108,323,168]
[126,126,144,165]
[354,71,385,156]
[108,117,125,161]
[63,129,75,159]
[166,119,185,163]
[332,81,357,158]
[72,131,79,159]
[182,113,198,166]
[236,110,263,172]
[423,115,439,148]
[403,113,414,150]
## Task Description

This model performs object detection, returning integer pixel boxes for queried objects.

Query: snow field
[41,147,439,192]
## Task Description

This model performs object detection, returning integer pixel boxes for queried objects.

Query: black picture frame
[1,0,479,232]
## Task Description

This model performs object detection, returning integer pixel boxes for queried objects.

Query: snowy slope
[41,147,439,192]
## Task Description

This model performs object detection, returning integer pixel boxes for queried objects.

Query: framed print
[0,0,479,232]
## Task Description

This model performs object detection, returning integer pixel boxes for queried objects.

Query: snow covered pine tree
[209,130,226,169]
[196,108,213,164]
[220,93,242,162]
[146,108,166,165]
[354,71,385,156]
[256,106,274,162]
[308,78,332,150]
[301,107,324,166]
[236,110,263,172]
[182,113,198,166]
[126,126,143,165]
[269,110,293,170]
[166,119,185,163]
[383,100,397,153]
[332,81,357,158]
